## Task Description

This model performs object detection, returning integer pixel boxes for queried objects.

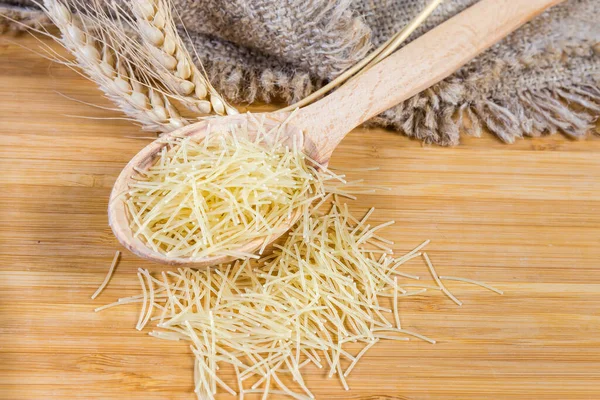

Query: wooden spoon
[109,0,563,266]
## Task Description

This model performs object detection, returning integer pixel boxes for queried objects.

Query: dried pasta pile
[126,126,348,259]
[99,196,502,399]
[93,117,506,399]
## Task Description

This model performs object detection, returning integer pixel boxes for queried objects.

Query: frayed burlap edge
[204,59,599,145]
[0,5,50,34]
[367,84,600,145]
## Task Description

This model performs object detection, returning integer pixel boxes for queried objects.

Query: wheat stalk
[279,0,443,112]
[131,0,237,116]
[42,0,189,132]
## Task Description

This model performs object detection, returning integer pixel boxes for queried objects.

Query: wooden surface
[2,36,600,400]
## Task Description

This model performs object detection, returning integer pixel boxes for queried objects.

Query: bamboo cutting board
[1,36,600,400]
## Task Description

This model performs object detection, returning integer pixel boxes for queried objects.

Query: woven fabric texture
[2,0,599,144]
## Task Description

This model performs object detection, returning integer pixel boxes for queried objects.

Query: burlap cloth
[2,0,599,145]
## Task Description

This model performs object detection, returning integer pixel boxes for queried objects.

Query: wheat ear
[42,0,188,132]
[131,0,238,116]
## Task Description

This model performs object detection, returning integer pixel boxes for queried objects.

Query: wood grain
[1,35,600,400]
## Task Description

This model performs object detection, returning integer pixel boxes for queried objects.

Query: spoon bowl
[109,0,562,266]
[108,111,308,266]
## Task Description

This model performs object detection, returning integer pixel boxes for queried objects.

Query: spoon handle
[296,0,564,163]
